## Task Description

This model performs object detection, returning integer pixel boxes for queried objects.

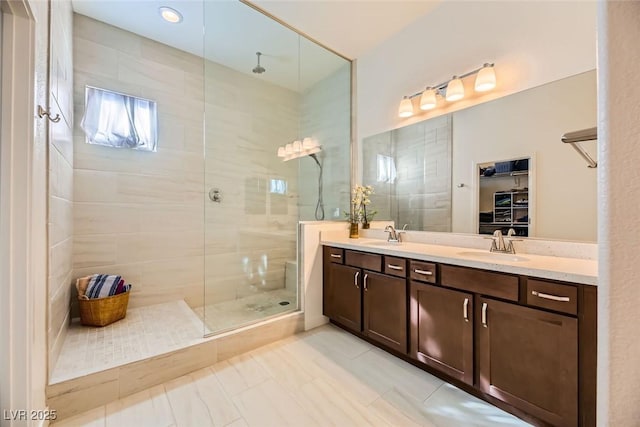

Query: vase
[349,222,359,238]
[362,222,370,229]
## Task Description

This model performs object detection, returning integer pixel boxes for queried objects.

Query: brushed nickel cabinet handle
[330,254,342,259]
[354,271,360,289]
[387,264,403,271]
[481,302,488,327]
[531,290,570,302]
[414,269,433,276]
[363,273,369,291]
[463,298,469,322]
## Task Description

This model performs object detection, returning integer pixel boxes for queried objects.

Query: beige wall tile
[118,339,217,397]
[216,313,303,361]
[47,368,120,420]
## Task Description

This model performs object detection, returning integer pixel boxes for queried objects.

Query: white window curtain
[81,86,158,152]
[377,154,397,183]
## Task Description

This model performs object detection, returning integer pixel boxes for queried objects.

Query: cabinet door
[363,271,407,353]
[410,282,473,385]
[478,297,578,427]
[327,263,362,333]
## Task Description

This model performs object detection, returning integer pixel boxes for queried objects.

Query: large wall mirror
[362,70,597,242]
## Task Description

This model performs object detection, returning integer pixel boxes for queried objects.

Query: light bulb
[475,63,496,92]
[277,147,285,157]
[285,143,293,155]
[419,88,437,110]
[293,140,302,153]
[446,76,464,102]
[398,97,414,118]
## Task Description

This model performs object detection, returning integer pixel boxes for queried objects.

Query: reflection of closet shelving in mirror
[478,158,530,236]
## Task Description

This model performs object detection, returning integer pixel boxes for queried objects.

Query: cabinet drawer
[327,247,344,264]
[440,265,519,302]
[409,260,437,283]
[345,250,382,272]
[526,279,577,315]
[384,256,407,278]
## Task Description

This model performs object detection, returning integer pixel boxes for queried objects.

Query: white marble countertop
[321,235,598,286]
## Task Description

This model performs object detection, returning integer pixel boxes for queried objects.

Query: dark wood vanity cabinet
[363,271,407,353]
[322,247,407,352]
[325,263,362,333]
[323,246,595,427]
[478,297,578,427]
[410,282,474,385]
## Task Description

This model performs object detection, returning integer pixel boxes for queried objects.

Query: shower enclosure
[49,0,350,385]
[199,1,351,334]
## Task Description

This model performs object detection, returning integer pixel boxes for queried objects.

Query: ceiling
[72,0,435,92]
[71,0,441,93]
[253,0,441,59]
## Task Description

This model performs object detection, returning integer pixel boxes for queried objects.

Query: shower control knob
[209,188,222,203]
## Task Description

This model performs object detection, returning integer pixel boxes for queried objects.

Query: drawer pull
[354,271,360,289]
[531,290,570,302]
[481,302,488,327]
[387,264,403,271]
[463,298,469,322]
[330,254,342,259]
[363,273,369,291]
[414,269,433,276]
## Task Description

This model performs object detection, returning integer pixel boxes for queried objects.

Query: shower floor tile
[51,300,207,384]
[193,288,298,334]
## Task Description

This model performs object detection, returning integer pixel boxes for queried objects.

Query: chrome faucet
[487,229,520,254]
[384,225,406,243]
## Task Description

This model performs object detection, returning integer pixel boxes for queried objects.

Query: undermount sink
[363,240,402,247]
[456,251,530,262]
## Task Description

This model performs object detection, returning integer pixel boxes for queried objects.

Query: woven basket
[76,276,130,327]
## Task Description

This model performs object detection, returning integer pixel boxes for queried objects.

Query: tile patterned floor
[194,289,297,334]
[51,300,207,383]
[52,324,532,427]
[52,289,298,384]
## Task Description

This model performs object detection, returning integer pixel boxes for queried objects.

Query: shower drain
[279,301,290,306]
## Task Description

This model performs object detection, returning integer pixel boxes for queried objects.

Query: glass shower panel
[202,1,301,334]
[298,38,352,221]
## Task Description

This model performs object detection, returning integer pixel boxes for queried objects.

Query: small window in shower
[377,154,397,183]
[270,179,287,195]
[80,86,158,152]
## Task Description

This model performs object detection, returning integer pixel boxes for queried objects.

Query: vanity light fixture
[277,137,321,161]
[445,76,464,101]
[398,63,496,118]
[419,88,437,110]
[398,96,414,118]
[159,6,183,23]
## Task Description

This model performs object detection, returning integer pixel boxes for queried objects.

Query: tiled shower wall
[72,15,304,312]
[299,64,352,221]
[71,15,206,311]
[362,115,452,231]
[48,0,74,374]
[393,115,452,231]
[203,61,300,305]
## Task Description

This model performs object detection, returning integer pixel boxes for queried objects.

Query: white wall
[597,2,640,425]
[452,70,597,242]
[357,1,596,141]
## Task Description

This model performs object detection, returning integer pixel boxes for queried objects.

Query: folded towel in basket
[86,274,122,299]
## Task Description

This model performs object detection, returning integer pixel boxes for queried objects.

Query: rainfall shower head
[252,52,266,74]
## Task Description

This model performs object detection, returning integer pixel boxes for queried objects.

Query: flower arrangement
[346,185,377,229]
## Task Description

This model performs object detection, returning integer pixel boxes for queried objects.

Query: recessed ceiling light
[159,6,183,24]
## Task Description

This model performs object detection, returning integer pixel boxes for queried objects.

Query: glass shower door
[202,1,301,335]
